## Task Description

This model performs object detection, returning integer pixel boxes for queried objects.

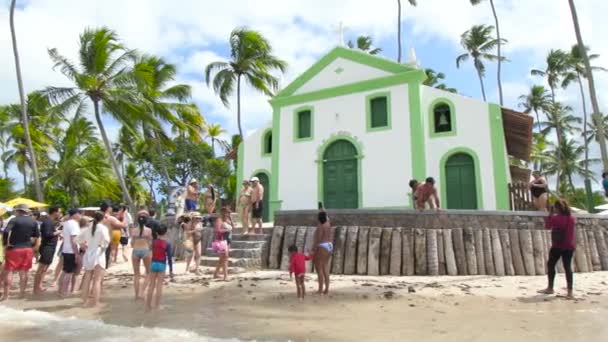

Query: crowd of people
[0,171,580,309]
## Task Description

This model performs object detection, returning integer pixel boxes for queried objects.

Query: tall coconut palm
[347,36,382,55]
[584,113,608,145]
[207,123,227,153]
[397,0,417,63]
[568,0,608,171]
[470,0,504,105]
[456,25,506,101]
[43,27,149,208]
[540,102,581,145]
[562,44,607,176]
[518,85,552,134]
[531,49,569,104]
[9,0,43,201]
[205,28,287,140]
[530,133,550,172]
[423,68,457,93]
[544,139,598,193]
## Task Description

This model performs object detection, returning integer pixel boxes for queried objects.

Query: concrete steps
[200,232,270,269]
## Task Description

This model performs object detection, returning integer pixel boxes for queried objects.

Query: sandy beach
[2,260,608,341]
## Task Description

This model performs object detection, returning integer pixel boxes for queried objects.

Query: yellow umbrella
[5,197,48,209]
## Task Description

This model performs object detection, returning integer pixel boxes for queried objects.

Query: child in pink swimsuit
[288,245,313,301]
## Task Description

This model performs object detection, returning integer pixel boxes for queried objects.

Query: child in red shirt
[289,245,312,301]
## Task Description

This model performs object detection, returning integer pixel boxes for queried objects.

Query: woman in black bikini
[529,171,548,212]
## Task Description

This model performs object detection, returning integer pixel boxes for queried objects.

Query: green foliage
[347,36,382,55]
[423,68,457,93]
[564,188,606,211]
[0,178,16,201]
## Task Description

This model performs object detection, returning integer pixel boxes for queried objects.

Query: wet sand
[3,260,608,341]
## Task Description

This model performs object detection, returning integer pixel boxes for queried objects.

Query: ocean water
[0,306,242,342]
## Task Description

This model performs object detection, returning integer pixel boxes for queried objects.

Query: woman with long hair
[130,211,153,300]
[313,210,332,295]
[238,181,252,234]
[539,198,576,299]
[204,184,217,214]
[80,211,110,307]
[529,171,549,212]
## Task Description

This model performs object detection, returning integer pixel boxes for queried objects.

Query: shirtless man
[250,177,265,234]
[312,210,332,295]
[185,179,200,212]
[415,177,441,211]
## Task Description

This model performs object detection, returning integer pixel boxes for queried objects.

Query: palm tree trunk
[237,74,244,141]
[550,86,556,105]
[397,0,402,63]
[568,0,608,171]
[10,0,43,202]
[93,99,134,208]
[489,0,503,106]
[534,109,542,134]
[153,132,172,195]
[577,73,590,175]
[475,65,487,101]
[211,138,215,155]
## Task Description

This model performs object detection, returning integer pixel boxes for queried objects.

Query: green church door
[323,140,358,209]
[254,172,270,222]
[445,153,478,209]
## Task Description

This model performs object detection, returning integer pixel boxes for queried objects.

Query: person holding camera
[538,198,576,299]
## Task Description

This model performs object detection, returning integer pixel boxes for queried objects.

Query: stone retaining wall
[266,209,608,276]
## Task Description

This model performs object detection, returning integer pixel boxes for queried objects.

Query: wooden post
[491,229,506,276]
[380,228,392,275]
[443,229,458,276]
[499,229,515,276]
[414,228,427,275]
[519,229,536,275]
[357,227,370,275]
[295,227,307,251]
[463,227,477,276]
[587,230,602,271]
[474,229,485,275]
[368,227,382,276]
[280,226,298,270]
[532,229,545,275]
[452,228,467,275]
[268,226,285,269]
[437,229,446,275]
[331,226,347,274]
[483,228,496,275]
[583,229,593,271]
[303,226,317,272]
[426,229,439,276]
[402,228,415,276]
[343,226,359,275]
[390,228,403,276]
[594,229,608,270]
[509,229,525,275]
[575,228,590,273]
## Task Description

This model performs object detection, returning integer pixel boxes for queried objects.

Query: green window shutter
[298,110,312,139]
[370,97,388,128]
[264,132,272,154]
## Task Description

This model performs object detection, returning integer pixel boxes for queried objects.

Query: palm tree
[518,85,552,134]
[207,123,227,153]
[347,36,382,55]
[43,27,146,208]
[568,0,608,171]
[540,102,581,145]
[562,44,607,177]
[531,49,569,104]
[397,0,417,63]
[470,0,504,106]
[583,113,608,144]
[205,28,287,140]
[456,25,506,101]
[423,68,457,93]
[530,133,550,172]
[544,139,598,193]
[9,0,43,201]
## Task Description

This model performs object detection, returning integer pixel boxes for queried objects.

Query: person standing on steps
[185,179,200,212]
[34,205,62,294]
[239,180,252,234]
[538,199,576,299]
[1,204,40,301]
[250,177,265,234]
[204,184,217,215]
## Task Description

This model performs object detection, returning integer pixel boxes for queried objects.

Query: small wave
[0,306,241,342]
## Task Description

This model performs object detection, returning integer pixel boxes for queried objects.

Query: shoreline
[2,261,608,341]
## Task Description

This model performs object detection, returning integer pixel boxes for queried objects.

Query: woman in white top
[79,211,110,307]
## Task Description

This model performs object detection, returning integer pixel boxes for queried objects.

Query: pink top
[545,214,576,250]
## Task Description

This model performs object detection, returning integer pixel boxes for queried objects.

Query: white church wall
[421,86,497,209]
[243,124,272,180]
[278,83,412,210]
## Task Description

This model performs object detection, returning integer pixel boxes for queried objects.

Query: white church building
[237,47,532,222]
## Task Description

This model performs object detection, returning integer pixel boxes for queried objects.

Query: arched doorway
[253,172,270,222]
[323,140,359,209]
[445,153,478,209]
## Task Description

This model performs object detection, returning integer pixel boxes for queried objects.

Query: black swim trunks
[252,201,263,219]
[62,253,77,273]
[39,245,56,266]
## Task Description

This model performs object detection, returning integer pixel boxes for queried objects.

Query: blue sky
[0,0,607,191]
